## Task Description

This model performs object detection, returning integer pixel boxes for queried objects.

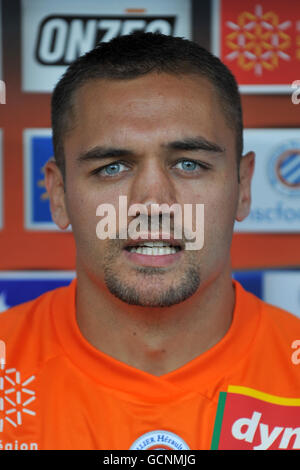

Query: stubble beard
[102,245,201,307]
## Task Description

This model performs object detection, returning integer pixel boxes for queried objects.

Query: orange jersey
[0,279,300,450]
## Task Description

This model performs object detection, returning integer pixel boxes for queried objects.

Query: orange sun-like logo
[225,4,292,75]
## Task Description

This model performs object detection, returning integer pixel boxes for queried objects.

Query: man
[0,33,299,451]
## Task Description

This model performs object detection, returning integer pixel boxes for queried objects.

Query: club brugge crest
[268,141,300,197]
[129,430,190,450]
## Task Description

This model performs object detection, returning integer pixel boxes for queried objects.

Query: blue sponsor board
[233,270,263,300]
[0,271,75,312]
[24,129,57,230]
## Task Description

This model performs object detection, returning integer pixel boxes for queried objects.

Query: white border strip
[211,0,220,57]
[239,85,293,94]
[0,270,75,279]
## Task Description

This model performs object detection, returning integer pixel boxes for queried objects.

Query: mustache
[108,218,191,249]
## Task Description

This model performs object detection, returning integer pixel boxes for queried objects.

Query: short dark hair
[51,32,243,179]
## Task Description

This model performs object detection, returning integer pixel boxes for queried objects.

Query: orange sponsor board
[212,0,300,92]
[211,386,300,449]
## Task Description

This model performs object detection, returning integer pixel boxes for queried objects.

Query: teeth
[139,241,171,247]
[129,246,177,255]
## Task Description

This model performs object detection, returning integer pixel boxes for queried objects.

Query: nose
[127,158,178,218]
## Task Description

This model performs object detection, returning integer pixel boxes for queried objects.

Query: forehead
[66,73,235,155]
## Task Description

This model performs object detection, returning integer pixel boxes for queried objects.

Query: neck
[75,264,235,376]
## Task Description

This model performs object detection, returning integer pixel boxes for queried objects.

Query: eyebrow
[77,147,134,163]
[165,136,225,154]
[76,136,225,164]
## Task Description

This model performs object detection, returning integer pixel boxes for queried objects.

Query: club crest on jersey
[129,430,190,450]
[211,385,300,450]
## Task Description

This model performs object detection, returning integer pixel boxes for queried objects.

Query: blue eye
[175,160,200,172]
[102,162,127,176]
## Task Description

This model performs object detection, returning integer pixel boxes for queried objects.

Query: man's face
[49,73,253,307]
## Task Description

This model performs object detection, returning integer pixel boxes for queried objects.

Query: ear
[235,151,255,222]
[44,158,70,230]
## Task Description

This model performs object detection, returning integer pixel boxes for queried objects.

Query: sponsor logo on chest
[211,385,300,450]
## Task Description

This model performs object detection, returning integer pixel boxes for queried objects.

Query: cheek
[193,176,239,236]
[66,190,93,229]
[66,182,124,241]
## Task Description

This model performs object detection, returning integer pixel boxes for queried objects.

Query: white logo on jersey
[129,430,190,450]
[0,362,36,432]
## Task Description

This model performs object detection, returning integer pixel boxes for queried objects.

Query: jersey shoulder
[237,280,300,334]
[0,283,74,370]
[0,286,57,337]
[259,296,300,334]
[249,291,300,369]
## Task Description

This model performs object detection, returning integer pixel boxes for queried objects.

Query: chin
[104,266,201,308]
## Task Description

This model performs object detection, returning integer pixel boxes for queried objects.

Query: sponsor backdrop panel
[212,0,300,93]
[0,0,299,271]
[235,129,300,233]
[263,271,300,317]
[22,0,192,92]
[233,270,300,318]
[23,128,58,230]
[0,271,75,312]
[0,270,298,318]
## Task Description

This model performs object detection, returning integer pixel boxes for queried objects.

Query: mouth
[123,237,183,267]
[124,237,183,254]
